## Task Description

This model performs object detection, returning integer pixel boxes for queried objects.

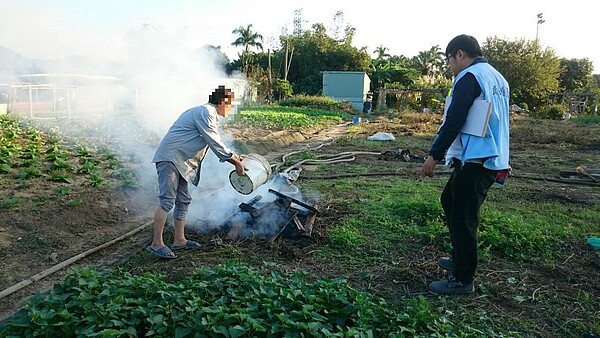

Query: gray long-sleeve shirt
[152,104,234,186]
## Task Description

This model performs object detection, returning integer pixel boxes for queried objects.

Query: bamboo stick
[0,220,152,300]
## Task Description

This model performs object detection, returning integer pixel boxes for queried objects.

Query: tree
[411,45,445,80]
[272,78,293,100]
[483,37,561,109]
[280,21,371,95]
[373,45,391,62]
[559,58,594,92]
[231,24,264,73]
[370,57,419,91]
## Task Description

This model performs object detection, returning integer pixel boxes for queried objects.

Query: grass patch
[278,94,347,111]
[570,114,600,125]
[234,107,348,130]
[300,174,597,265]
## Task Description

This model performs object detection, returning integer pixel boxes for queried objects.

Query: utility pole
[284,42,288,81]
[536,13,545,41]
[268,49,273,103]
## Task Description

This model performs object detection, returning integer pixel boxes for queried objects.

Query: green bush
[272,78,293,99]
[0,263,470,337]
[279,95,344,111]
[537,104,566,120]
[519,102,528,111]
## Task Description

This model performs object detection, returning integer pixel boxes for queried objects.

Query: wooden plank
[268,189,319,213]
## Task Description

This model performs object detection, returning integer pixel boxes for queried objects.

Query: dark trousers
[441,161,497,284]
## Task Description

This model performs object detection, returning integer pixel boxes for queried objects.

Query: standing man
[147,85,246,259]
[422,35,510,294]
[363,93,373,114]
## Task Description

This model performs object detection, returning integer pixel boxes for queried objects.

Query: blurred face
[215,97,233,117]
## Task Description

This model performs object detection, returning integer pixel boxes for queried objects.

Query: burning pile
[217,188,318,241]
[187,153,320,242]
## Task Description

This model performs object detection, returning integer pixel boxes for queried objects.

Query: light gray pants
[155,161,191,220]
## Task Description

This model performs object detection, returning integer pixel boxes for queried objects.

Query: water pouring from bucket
[229,153,272,195]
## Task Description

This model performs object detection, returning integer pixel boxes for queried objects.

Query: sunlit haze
[0,0,597,72]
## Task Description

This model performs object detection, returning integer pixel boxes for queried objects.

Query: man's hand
[228,153,247,176]
[234,161,246,176]
[422,155,437,178]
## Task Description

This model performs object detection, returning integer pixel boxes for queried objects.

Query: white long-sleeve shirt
[152,104,234,186]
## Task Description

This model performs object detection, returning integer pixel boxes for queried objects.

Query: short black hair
[209,85,234,105]
[445,34,483,59]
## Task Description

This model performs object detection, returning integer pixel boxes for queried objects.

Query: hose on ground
[271,141,381,175]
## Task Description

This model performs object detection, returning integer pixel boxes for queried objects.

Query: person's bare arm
[227,153,246,175]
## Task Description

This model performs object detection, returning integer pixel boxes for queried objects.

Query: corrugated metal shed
[321,71,370,111]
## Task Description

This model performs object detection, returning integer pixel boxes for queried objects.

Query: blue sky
[1,0,597,72]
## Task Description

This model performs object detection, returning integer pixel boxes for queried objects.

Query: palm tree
[373,45,391,62]
[412,45,445,82]
[231,24,264,73]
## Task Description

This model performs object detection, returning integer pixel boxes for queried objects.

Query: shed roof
[320,71,367,74]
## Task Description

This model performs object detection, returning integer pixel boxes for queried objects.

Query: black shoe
[429,275,474,295]
[437,257,455,271]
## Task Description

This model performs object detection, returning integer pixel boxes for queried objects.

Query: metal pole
[28,84,33,118]
[536,13,544,42]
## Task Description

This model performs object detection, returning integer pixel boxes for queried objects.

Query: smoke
[0,6,257,220]
[1,6,315,238]
[186,156,306,235]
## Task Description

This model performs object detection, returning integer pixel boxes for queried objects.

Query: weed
[54,186,71,196]
[99,147,117,161]
[48,172,74,183]
[66,199,81,206]
[49,158,74,171]
[118,179,138,189]
[0,163,12,174]
[1,198,21,208]
[479,209,557,261]
[17,158,41,168]
[110,168,136,180]
[570,114,600,125]
[300,149,316,160]
[20,146,41,160]
[16,179,32,189]
[16,167,43,180]
[329,223,365,249]
[78,157,100,166]
[88,174,104,187]
[75,145,92,157]
[106,159,122,169]
[77,162,99,174]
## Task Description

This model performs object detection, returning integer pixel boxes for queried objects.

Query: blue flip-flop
[170,240,201,251]
[146,246,177,259]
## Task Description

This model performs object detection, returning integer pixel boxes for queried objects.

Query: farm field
[0,108,599,337]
